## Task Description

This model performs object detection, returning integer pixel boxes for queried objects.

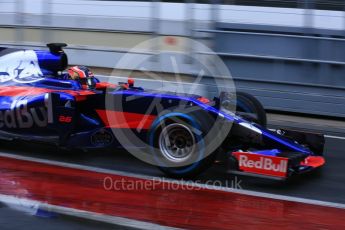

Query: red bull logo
[233,152,288,177]
[0,99,47,129]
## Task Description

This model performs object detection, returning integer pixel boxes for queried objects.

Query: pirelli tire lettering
[0,99,48,129]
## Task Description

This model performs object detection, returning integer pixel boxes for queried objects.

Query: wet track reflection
[1,148,345,229]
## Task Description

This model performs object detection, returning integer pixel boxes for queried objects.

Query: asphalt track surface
[0,116,344,205]
[0,205,122,230]
[1,115,345,229]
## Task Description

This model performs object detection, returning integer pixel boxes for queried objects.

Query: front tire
[236,91,267,127]
[150,113,219,178]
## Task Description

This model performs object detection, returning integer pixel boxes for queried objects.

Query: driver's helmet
[67,65,96,89]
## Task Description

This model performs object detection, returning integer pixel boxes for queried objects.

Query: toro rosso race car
[0,43,325,180]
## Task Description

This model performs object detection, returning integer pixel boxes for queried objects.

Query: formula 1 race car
[0,43,325,180]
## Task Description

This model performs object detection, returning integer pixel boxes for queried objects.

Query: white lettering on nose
[264,158,273,170]
[239,155,248,167]
[272,163,280,172]
[237,154,287,173]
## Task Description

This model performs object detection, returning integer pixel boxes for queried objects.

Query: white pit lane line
[324,135,345,141]
[1,151,345,214]
[0,194,181,230]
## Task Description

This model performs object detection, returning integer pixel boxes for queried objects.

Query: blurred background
[1,0,345,117]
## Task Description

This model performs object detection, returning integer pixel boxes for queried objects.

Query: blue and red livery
[0,43,325,179]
